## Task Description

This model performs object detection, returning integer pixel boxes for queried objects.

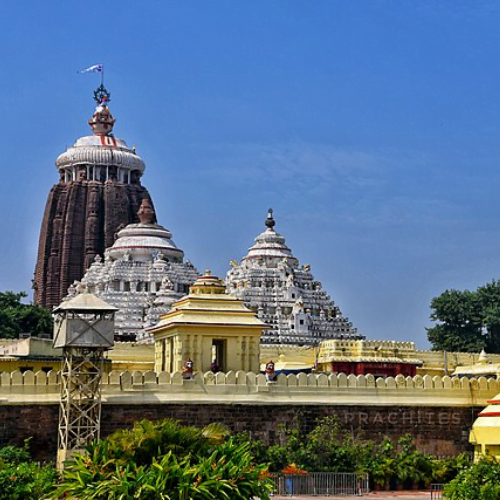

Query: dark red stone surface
[0,403,480,461]
[33,179,155,308]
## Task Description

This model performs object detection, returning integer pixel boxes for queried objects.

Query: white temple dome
[56,136,145,173]
[55,86,145,181]
[70,198,199,342]
[106,199,184,263]
[243,209,298,266]
[108,225,183,262]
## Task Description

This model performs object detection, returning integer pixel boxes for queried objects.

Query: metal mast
[53,293,117,470]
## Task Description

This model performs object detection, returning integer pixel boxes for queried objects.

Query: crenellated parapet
[1,369,497,407]
[319,339,418,361]
[416,350,500,377]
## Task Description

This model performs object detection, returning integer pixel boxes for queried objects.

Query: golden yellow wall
[0,359,61,374]
[260,344,316,365]
[106,342,155,371]
[154,326,261,373]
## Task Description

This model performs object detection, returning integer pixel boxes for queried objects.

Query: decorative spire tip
[88,84,115,136]
[265,208,276,229]
[93,84,111,105]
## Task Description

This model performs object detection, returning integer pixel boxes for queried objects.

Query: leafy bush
[256,416,373,473]
[0,442,57,500]
[53,419,273,500]
[240,416,471,490]
[106,418,228,466]
[443,458,500,499]
[0,439,31,465]
[431,453,471,484]
[0,461,58,500]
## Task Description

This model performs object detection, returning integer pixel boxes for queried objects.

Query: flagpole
[101,65,104,86]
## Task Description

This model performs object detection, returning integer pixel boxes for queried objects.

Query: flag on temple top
[78,64,103,74]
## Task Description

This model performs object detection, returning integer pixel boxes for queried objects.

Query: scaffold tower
[53,293,117,470]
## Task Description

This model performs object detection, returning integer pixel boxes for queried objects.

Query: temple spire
[88,84,115,136]
[265,208,276,229]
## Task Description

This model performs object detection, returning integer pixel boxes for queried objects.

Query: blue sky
[1,1,500,349]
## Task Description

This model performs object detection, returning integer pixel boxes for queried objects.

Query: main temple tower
[34,85,155,308]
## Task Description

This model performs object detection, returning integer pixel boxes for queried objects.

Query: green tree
[0,291,53,339]
[477,281,500,352]
[427,280,500,353]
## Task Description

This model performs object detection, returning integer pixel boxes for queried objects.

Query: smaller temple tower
[148,271,265,373]
[226,209,363,345]
[67,198,199,341]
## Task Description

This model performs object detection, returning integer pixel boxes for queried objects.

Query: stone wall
[0,369,495,460]
[0,403,481,461]
[100,404,479,456]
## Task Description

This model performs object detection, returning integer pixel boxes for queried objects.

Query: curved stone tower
[34,85,155,308]
[226,209,363,345]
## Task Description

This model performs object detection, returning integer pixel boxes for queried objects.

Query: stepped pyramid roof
[226,209,363,345]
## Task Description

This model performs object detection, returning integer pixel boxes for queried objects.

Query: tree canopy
[427,280,500,353]
[0,291,53,339]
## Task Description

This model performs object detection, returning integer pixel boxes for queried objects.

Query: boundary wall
[0,370,496,459]
[0,369,497,406]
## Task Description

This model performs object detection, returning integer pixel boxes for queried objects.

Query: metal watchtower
[53,293,117,470]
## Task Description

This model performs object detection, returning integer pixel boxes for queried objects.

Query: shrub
[431,453,471,484]
[250,416,374,474]
[53,419,273,500]
[443,458,500,499]
[0,439,31,465]
[238,417,469,490]
[0,442,57,500]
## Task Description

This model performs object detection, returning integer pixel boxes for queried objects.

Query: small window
[299,319,304,325]
[292,293,295,298]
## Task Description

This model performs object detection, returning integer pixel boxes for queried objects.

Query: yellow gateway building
[147,271,265,374]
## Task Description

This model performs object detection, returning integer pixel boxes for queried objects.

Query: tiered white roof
[56,136,145,174]
[67,199,199,342]
[226,209,363,345]
[55,93,145,184]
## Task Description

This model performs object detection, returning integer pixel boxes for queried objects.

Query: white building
[67,199,199,342]
[226,209,363,345]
